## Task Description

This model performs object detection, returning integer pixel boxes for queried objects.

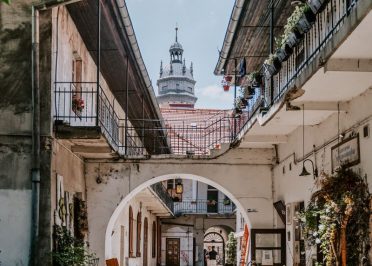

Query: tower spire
[175,24,178,42]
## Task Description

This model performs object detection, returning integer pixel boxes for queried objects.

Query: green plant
[225,232,237,265]
[53,225,96,266]
[264,53,277,65]
[299,167,370,266]
[1,0,11,4]
[280,4,307,47]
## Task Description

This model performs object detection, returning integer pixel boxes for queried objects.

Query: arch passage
[104,173,252,259]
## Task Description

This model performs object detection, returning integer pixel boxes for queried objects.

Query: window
[129,206,134,257]
[152,221,156,258]
[136,211,142,257]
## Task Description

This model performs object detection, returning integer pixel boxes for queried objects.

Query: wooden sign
[331,134,360,172]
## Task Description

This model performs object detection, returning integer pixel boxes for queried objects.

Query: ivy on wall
[300,167,371,266]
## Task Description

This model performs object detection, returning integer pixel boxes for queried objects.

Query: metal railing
[54,82,248,156]
[150,182,174,214]
[235,0,360,138]
[54,82,120,150]
[174,200,236,215]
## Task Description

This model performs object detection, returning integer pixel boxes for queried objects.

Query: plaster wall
[84,147,274,264]
[273,88,372,265]
[110,195,158,266]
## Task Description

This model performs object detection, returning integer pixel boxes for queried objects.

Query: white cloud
[196,84,234,109]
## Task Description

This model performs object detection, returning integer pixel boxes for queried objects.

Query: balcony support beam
[243,135,288,144]
[325,58,372,72]
[71,145,112,154]
[289,101,348,112]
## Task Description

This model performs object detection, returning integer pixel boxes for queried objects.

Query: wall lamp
[299,159,318,179]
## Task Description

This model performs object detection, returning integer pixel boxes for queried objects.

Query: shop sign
[331,134,360,172]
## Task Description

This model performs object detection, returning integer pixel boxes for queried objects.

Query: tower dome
[157,27,197,109]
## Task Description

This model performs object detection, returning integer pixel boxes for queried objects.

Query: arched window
[136,211,142,257]
[129,206,134,257]
[152,221,156,258]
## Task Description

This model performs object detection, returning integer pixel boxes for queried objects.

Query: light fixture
[176,180,183,194]
[299,105,318,179]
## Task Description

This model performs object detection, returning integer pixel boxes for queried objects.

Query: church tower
[157,27,197,109]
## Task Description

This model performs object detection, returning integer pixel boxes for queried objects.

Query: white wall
[110,196,158,266]
[273,88,372,265]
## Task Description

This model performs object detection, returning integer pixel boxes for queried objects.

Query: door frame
[143,218,148,266]
[166,238,180,266]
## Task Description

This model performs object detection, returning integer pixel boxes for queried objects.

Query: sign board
[331,134,360,172]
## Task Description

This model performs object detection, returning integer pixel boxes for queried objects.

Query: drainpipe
[31,6,40,264]
[31,1,82,264]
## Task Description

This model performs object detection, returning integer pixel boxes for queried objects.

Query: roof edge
[214,0,246,76]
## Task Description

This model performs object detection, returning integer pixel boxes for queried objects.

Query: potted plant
[275,36,293,62]
[235,97,247,109]
[263,54,281,78]
[225,232,237,266]
[224,75,233,82]
[241,86,255,100]
[296,4,316,35]
[223,196,231,205]
[281,5,309,49]
[72,95,85,113]
[248,71,263,87]
[307,0,330,14]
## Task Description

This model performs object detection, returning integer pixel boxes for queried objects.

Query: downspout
[31,6,40,264]
[31,1,82,264]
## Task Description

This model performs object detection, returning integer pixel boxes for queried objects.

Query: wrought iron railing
[235,0,360,138]
[174,200,236,215]
[54,82,247,156]
[150,182,174,214]
[54,82,120,150]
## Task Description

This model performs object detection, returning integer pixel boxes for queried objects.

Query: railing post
[96,0,101,127]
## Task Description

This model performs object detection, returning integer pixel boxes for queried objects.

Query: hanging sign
[331,134,360,172]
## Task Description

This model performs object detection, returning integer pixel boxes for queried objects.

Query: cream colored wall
[273,88,372,265]
[85,147,274,264]
[110,196,158,266]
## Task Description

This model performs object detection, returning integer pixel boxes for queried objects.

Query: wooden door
[207,189,218,213]
[166,238,180,266]
[143,218,148,266]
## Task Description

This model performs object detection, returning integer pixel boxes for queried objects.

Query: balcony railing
[150,183,174,214]
[54,82,247,156]
[236,0,360,138]
[174,200,236,215]
[54,82,120,150]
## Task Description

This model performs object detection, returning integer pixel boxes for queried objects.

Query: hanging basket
[224,75,233,82]
[307,0,330,14]
[223,85,230,92]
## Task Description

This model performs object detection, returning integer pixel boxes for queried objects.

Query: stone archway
[84,150,274,263]
[104,173,251,259]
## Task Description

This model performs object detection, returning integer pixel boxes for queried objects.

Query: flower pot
[286,28,304,48]
[252,73,262,87]
[296,9,316,34]
[243,86,255,100]
[234,108,242,115]
[223,85,230,92]
[264,57,282,78]
[307,0,330,14]
[224,75,233,82]
[276,48,290,62]
[284,43,294,57]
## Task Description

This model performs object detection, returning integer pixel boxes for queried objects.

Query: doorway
[143,218,148,266]
[207,185,218,213]
[166,238,180,266]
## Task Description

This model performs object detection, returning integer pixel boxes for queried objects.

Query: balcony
[174,200,236,216]
[149,182,174,215]
[53,82,170,157]
[231,0,372,142]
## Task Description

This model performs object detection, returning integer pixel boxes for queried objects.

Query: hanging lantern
[223,85,230,92]
[176,180,183,194]
[224,75,233,82]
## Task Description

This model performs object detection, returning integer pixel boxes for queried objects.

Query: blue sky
[126,0,235,109]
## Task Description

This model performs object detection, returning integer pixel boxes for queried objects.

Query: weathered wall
[110,193,158,266]
[273,88,372,265]
[84,147,275,264]
[0,1,53,265]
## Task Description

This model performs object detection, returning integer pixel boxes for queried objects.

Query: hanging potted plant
[224,75,233,83]
[241,86,255,100]
[263,54,282,78]
[248,71,263,87]
[235,97,247,109]
[307,0,330,14]
[72,95,85,113]
[223,196,231,206]
[296,4,316,35]
[275,36,293,62]
[281,5,308,49]
[221,80,230,92]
